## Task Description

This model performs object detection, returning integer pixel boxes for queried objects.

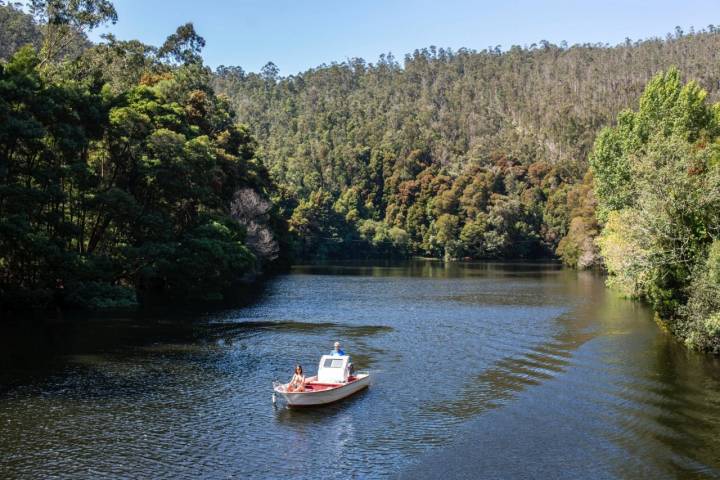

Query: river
[2,261,720,479]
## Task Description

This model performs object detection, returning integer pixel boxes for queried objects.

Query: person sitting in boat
[287,365,306,392]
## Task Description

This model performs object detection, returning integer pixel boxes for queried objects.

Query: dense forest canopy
[0,1,284,311]
[213,27,720,262]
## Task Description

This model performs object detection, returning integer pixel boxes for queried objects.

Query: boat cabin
[317,355,351,383]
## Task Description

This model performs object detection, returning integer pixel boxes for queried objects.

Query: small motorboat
[273,354,370,407]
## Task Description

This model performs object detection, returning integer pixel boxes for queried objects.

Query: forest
[2,1,720,352]
[0,1,284,312]
[213,27,720,265]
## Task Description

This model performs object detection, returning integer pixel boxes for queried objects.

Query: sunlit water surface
[2,262,720,479]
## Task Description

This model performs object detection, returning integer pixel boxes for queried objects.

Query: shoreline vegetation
[0,1,288,315]
[1,2,719,352]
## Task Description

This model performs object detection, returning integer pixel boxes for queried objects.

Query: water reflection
[602,330,720,479]
[274,388,371,423]
[292,260,564,280]
[402,269,720,480]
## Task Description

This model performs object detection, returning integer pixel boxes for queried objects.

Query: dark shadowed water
[2,261,720,479]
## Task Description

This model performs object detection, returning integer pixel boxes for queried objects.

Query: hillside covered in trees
[0,1,284,312]
[3,1,720,353]
[213,31,720,352]
[214,28,720,263]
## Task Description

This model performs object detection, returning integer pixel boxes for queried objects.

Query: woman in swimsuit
[287,365,305,392]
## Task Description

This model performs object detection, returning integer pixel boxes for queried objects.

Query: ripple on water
[3,263,720,479]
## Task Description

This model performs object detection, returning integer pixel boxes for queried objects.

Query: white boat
[273,354,370,407]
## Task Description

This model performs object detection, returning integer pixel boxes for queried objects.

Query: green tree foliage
[592,69,720,352]
[554,173,600,269]
[29,0,115,67]
[214,30,720,263]
[0,8,281,312]
[0,2,42,60]
[289,189,345,258]
[158,22,206,65]
[590,68,716,220]
[683,241,720,353]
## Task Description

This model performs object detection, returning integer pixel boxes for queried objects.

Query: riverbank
[0,271,276,325]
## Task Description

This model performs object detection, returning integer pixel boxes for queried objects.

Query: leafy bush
[593,69,720,352]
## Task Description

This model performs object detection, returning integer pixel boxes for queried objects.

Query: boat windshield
[323,358,344,368]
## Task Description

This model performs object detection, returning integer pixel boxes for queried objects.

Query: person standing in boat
[331,341,346,356]
[331,341,354,377]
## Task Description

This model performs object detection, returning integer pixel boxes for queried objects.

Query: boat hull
[274,373,370,406]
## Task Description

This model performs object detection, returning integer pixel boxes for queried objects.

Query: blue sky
[89,0,720,75]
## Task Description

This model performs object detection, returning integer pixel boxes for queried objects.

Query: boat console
[317,355,351,383]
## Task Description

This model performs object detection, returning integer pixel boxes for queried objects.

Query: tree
[0,3,42,61]
[683,240,720,353]
[158,22,205,65]
[0,17,283,311]
[29,0,117,67]
[434,213,460,259]
[289,190,345,258]
[554,173,600,268]
[593,70,720,351]
[591,68,717,221]
[459,217,487,258]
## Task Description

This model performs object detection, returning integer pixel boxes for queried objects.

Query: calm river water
[2,262,720,479]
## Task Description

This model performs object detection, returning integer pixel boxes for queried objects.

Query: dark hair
[295,365,303,374]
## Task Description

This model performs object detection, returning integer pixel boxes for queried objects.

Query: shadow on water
[417,270,602,420]
[425,310,597,419]
[208,320,393,338]
[438,291,565,307]
[0,318,393,398]
[400,270,720,480]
